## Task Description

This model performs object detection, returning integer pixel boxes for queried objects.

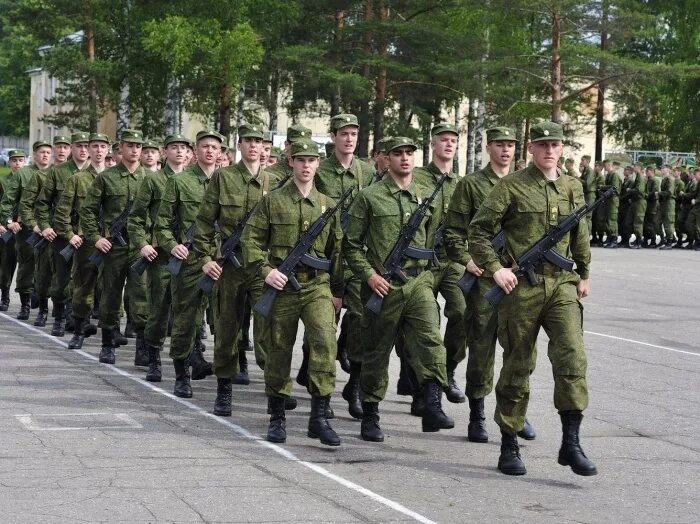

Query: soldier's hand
[69,235,83,248]
[493,267,518,294]
[141,245,158,261]
[41,227,57,241]
[265,268,288,290]
[95,237,112,253]
[33,225,41,235]
[466,259,484,276]
[576,279,590,299]
[202,260,222,280]
[171,244,189,260]
[8,222,21,234]
[332,296,342,312]
[0,225,6,235]
[367,273,390,297]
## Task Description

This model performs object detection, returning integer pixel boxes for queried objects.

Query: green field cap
[142,139,161,150]
[32,140,52,151]
[53,135,71,145]
[385,136,417,153]
[290,139,320,157]
[486,126,517,143]
[330,113,359,132]
[8,149,25,158]
[287,124,312,143]
[121,129,144,144]
[530,122,564,142]
[195,130,224,143]
[164,133,189,147]
[263,130,273,143]
[270,147,282,158]
[238,123,265,139]
[431,123,459,137]
[71,131,89,143]
[376,136,393,154]
[89,133,110,143]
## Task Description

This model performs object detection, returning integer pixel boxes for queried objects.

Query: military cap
[142,139,161,150]
[53,135,71,145]
[8,149,25,158]
[287,124,312,143]
[612,161,621,166]
[634,161,643,167]
[594,161,603,166]
[662,164,671,169]
[263,130,274,143]
[290,139,320,157]
[603,157,613,163]
[120,129,144,144]
[486,126,517,143]
[71,131,90,143]
[112,141,120,151]
[431,123,459,137]
[196,129,224,143]
[221,144,229,152]
[330,113,359,132]
[269,147,282,158]
[581,154,591,161]
[385,136,417,153]
[89,133,110,144]
[530,122,563,142]
[164,133,189,147]
[32,140,52,151]
[238,123,265,140]
[646,164,656,169]
[375,136,393,154]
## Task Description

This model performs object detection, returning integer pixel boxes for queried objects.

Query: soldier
[618,165,634,246]
[684,168,700,250]
[140,140,161,172]
[111,143,122,166]
[217,144,231,168]
[642,165,661,248]
[373,137,391,181]
[590,161,606,245]
[52,135,71,164]
[468,121,597,477]
[155,130,221,398]
[264,124,313,183]
[344,137,453,441]
[564,158,578,178]
[17,141,53,326]
[260,131,273,166]
[579,155,597,236]
[413,123,467,406]
[672,168,688,248]
[194,124,286,412]
[658,165,676,250]
[598,159,621,247]
[80,129,148,365]
[54,133,110,349]
[444,126,536,443]
[624,163,648,249]
[241,138,343,446]
[268,147,281,167]
[0,150,26,315]
[34,132,91,336]
[314,113,375,418]
[128,133,190,379]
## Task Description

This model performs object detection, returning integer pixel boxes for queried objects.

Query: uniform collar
[288,181,322,205]
[527,164,565,193]
[482,163,504,186]
[329,153,357,175]
[190,163,211,183]
[117,162,143,178]
[426,161,457,180]
[384,174,419,198]
[237,160,264,183]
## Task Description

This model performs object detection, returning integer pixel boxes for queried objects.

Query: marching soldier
[140,140,162,172]
[0,151,21,311]
[579,155,597,236]
[264,124,313,183]
[598,159,621,247]
[642,165,661,247]
[684,168,700,250]
[618,165,634,247]
[625,163,648,249]
[658,165,676,250]
[590,161,606,245]
[673,168,688,248]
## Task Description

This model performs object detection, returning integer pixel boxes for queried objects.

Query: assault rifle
[165,224,195,276]
[59,242,76,262]
[365,174,448,315]
[88,203,133,267]
[26,232,49,252]
[253,186,353,318]
[0,204,18,243]
[483,187,614,308]
[455,230,506,297]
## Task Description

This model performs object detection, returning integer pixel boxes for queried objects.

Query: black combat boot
[659,238,673,250]
[30,291,39,309]
[517,419,537,440]
[396,354,413,395]
[498,431,526,475]
[189,344,213,380]
[308,395,341,446]
[630,237,642,249]
[68,317,86,349]
[99,328,116,364]
[112,328,128,347]
[422,380,455,432]
[145,344,162,382]
[684,238,696,250]
[0,287,10,311]
[83,318,97,337]
[233,346,250,385]
[17,293,31,320]
[467,396,488,443]
[444,361,466,403]
[266,395,298,414]
[214,377,233,416]
[360,401,384,442]
[336,317,351,374]
[33,298,49,327]
[558,411,598,476]
[296,343,309,387]
[124,320,136,338]
[64,302,74,332]
[266,396,287,443]
[603,237,618,248]
[134,330,149,367]
[173,359,192,398]
[50,302,66,336]
[341,361,362,419]
[410,389,426,417]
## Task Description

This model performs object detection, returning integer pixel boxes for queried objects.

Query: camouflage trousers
[495,273,588,434]
[625,198,646,241]
[605,196,619,236]
[584,191,596,235]
[264,274,336,398]
[14,228,35,295]
[359,270,447,403]
[143,253,171,348]
[659,200,676,239]
[71,244,98,319]
[0,236,16,290]
[99,245,147,331]
[49,238,73,302]
[169,258,204,361]
[684,206,700,241]
[643,202,660,238]
[34,244,53,300]
[431,260,467,365]
[341,273,363,363]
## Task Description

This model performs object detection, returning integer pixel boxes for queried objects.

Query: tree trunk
[218,83,232,141]
[595,1,609,161]
[474,98,485,169]
[466,97,476,174]
[523,118,531,159]
[357,1,373,158]
[453,100,461,174]
[85,23,98,132]
[372,0,388,151]
[330,10,345,117]
[550,8,562,123]
[268,71,280,136]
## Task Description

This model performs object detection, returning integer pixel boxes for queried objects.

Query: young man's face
[141,147,160,168]
[196,138,221,168]
[292,155,319,184]
[121,141,142,164]
[527,140,563,172]
[34,146,52,168]
[239,137,262,163]
[331,126,359,156]
[431,133,458,163]
[53,144,70,163]
[165,143,187,165]
[71,142,90,163]
[89,141,109,164]
[388,147,415,177]
[9,157,25,171]
[260,143,271,165]
[486,140,516,170]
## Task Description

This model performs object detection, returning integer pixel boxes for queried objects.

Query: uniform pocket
[218,193,246,228]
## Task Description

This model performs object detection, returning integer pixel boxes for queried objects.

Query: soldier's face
[332,127,358,156]
[292,155,319,183]
[89,142,108,164]
[388,147,415,177]
[240,137,262,163]
[487,141,515,169]
[72,142,89,162]
[661,167,670,177]
[34,146,52,168]
[196,138,221,168]
[141,148,160,168]
[260,143,271,164]
[9,157,24,171]
[376,152,389,172]
[53,144,70,163]
[105,157,115,168]
[527,140,562,172]
[165,143,187,165]
[432,133,458,162]
[121,142,142,164]
[267,156,278,166]
[217,152,230,167]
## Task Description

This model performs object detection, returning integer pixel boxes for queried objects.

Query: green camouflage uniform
[468,164,591,434]
[154,163,210,361]
[19,166,52,300]
[580,165,597,233]
[193,161,278,375]
[643,175,661,241]
[343,175,448,403]
[624,172,647,242]
[685,178,700,242]
[674,177,687,239]
[618,174,633,240]
[591,169,606,239]
[80,163,147,331]
[658,175,676,240]
[598,169,621,240]
[241,181,343,398]
[0,173,17,292]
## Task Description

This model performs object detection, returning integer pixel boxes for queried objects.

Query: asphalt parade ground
[1,248,698,523]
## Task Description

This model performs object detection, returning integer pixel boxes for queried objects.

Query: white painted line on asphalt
[585,330,699,357]
[14,412,142,431]
[1,313,436,524]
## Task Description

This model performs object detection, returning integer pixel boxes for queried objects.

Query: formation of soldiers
[8,114,691,477]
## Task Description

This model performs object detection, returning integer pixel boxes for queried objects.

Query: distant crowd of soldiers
[5,114,681,477]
